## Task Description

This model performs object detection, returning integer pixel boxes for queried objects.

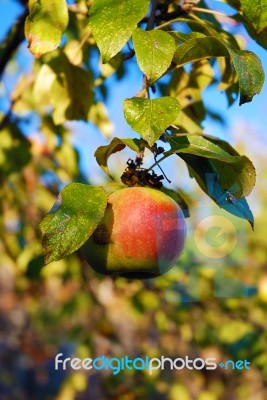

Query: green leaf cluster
[25,0,69,57]
[2,4,267,400]
[1,0,266,266]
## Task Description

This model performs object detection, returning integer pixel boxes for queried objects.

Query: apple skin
[82,187,187,278]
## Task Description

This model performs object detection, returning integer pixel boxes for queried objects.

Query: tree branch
[0,9,28,79]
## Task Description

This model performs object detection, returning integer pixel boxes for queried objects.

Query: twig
[155,16,188,30]
[154,4,229,30]
[146,0,158,31]
[123,50,135,61]
[145,152,172,173]
[142,75,149,98]
[191,6,230,18]
[154,153,171,183]
[141,8,187,26]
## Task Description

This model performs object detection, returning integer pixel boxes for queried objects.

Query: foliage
[0,0,267,399]
[11,0,265,262]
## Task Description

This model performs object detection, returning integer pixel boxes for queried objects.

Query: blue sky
[0,0,266,191]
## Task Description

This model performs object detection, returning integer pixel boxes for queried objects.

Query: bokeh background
[1,1,267,399]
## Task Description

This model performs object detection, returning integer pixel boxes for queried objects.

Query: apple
[82,186,187,278]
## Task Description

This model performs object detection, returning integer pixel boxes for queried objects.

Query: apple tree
[1,0,267,398]
[17,0,264,272]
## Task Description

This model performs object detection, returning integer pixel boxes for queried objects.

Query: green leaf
[169,135,256,198]
[201,134,256,197]
[25,0,69,58]
[123,97,181,146]
[33,64,56,104]
[33,53,94,124]
[241,16,267,50]
[40,183,108,264]
[168,61,213,132]
[132,28,176,83]
[217,57,239,106]
[228,48,265,105]
[239,0,267,34]
[167,16,240,49]
[168,31,206,43]
[49,54,94,123]
[89,0,150,63]
[168,135,236,162]
[0,125,31,176]
[173,36,265,105]
[94,137,141,178]
[173,36,229,67]
[201,134,239,156]
[212,156,256,198]
[178,154,254,226]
